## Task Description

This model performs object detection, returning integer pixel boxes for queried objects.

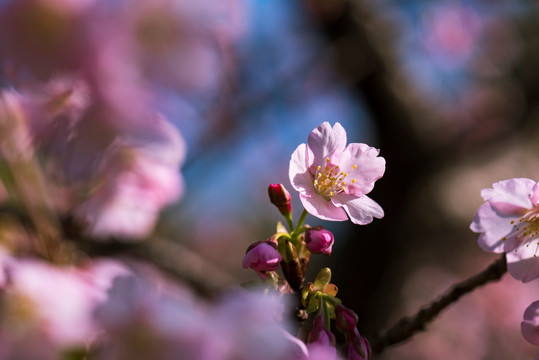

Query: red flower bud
[268,184,292,218]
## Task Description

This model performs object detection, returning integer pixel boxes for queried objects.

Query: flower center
[313,158,356,198]
[507,209,539,256]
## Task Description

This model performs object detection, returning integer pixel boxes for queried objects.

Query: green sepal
[301,282,314,307]
[305,291,321,314]
[313,267,332,291]
[278,237,297,263]
[276,221,289,235]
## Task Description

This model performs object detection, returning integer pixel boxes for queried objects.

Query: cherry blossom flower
[471,178,539,282]
[289,122,385,225]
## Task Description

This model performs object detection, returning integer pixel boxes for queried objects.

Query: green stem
[295,209,308,232]
[285,213,294,233]
[321,297,331,330]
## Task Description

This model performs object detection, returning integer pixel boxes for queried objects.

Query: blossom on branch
[289,122,385,225]
[471,178,539,282]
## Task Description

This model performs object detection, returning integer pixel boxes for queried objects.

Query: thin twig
[369,254,507,354]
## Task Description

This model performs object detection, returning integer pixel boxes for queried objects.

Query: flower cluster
[242,122,382,359]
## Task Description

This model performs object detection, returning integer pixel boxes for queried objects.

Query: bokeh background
[2,0,539,358]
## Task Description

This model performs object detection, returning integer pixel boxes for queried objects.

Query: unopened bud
[268,184,292,218]
[305,227,334,255]
[242,241,282,279]
[336,304,359,332]
[343,328,371,360]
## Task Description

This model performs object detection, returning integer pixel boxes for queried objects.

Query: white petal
[481,178,535,210]
[307,122,347,163]
[507,245,539,283]
[289,144,314,194]
[332,194,383,225]
[300,194,348,222]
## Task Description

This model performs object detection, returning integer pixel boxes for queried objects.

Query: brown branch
[369,254,507,354]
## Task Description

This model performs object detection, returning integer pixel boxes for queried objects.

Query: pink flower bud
[305,227,334,255]
[307,313,336,347]
[268,184,292,218]
[336,304,359,332]
[343,328,371,360]
[242,241,282,278]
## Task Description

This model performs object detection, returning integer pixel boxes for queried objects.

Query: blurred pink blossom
[289,122,385,225]
[471,178,539,282]
[420,4,482,69]
[95,276,298,359]
[73,115,185,239]
[0,252,129,347]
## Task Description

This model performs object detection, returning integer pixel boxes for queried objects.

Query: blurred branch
[0,204,238,298]
[71,235,239,298]
[62,214,239,297]
[369,254,507,354]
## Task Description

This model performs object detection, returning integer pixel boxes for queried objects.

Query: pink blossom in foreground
[95,276,298,360]
[289,122,385,225]
[522,300,539,346]
[242,241,282,278]
[470,178,539,282]
[0,252,129,348]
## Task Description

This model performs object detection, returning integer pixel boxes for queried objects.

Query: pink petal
[471,202,518,253]
[481,178,535,210]
[289,144,315,195]
[489,202,528,217]
[337,143,385,196]
[522,301,539,345]
[307,122,346,165]
[332,194,384,225]
[531,183,539,206]
[299,194,348,222]
[507,245,539,283]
